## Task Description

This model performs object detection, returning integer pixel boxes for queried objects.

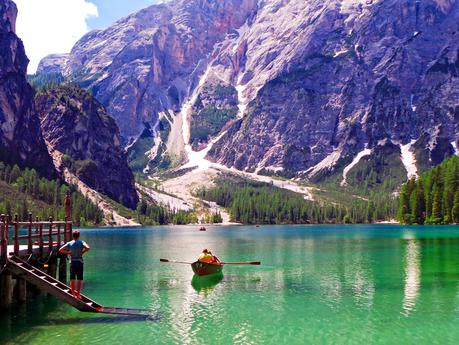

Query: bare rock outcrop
[35,85,139,209]
[0,0,55,177]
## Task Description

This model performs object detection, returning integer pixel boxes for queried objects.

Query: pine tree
[431,184,443,224]
[10,165,21,183]
[452,191,459,224]
[442,158,458,223]
[411,178,425,224]
[398,183,411,223]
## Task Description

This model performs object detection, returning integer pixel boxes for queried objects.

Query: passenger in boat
[198,249,221,264]
[59,230,90,299]
[198,249,213,263]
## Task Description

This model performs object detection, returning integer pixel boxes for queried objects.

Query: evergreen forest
[0,161,103,225]
[398,156,459,224]
[195,176,394,224]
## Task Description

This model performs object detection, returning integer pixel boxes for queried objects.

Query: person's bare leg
[76,280,83,299]
[70,280,76,297]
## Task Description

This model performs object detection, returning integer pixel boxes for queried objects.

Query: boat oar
[221,261,261,265]
[160,258,193,265]
[160,259,261,265]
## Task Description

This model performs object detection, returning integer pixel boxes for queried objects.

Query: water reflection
[350,247,375,309]
[191,273,224,294]
[402,237,421,315]
[45,314,158,324]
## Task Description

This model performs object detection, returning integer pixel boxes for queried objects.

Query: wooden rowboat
[191,261,223,276]
[160,258,260,277]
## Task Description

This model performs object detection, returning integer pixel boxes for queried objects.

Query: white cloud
[15,0,98,74]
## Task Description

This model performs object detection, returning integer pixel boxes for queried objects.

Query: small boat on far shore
[191,261,223,276]
[199,226,206,231]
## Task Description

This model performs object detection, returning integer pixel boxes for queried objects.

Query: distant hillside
[0,161,103,225]
[195,174,396,224]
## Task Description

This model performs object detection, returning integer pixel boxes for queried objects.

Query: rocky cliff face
[38,0,459,185]
[189,78,238,150]
[208,0,459,178]
[35,85,139,209]
[39,0,258,140]
[36,53,69,75]
[0,0,55,176]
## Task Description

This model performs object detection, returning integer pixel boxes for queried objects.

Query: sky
[15,0,159,74]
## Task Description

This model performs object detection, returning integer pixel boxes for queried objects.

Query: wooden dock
[0,211,73,308]
[0,193,148,316]
[6,255,147,315]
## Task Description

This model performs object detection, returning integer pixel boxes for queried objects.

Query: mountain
[0,0,55,177]
[38,0,257,140]
[37,0,459,191]
[209,0,459,179]
[35,85,139,209]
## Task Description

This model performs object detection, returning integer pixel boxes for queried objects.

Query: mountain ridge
[36,0,459,198]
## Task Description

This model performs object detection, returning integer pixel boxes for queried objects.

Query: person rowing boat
[193,249,222,276]
[197,248,220,264]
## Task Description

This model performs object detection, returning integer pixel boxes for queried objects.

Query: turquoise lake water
[1,225,459,344]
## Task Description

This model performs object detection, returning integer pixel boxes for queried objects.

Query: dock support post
[27,213,33,254]
[65,190,72,242]
[0,215,6,267]
[38,217,43,256]
[57,223,61,248]
[58,254,67,283]
[0,272,13,308]
[14,277,27,303]
[48,216,53,252]
[47,256,58,279]
[13,214,19,255]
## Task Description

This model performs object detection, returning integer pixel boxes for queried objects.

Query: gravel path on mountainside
[160,168,233,224]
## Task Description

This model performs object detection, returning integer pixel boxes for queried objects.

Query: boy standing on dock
[59,230,90,299]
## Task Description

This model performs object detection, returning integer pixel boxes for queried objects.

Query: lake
[1,225,459,344]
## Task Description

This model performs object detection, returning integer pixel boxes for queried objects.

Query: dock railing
[0,215,8,267]
[0,213,72,264]
[0,191,72,266]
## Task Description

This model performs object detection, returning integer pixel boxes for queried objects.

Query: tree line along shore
[0,156,458,226]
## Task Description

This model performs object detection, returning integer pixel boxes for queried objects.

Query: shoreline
[374,219,399,224]
[83,221,413,229]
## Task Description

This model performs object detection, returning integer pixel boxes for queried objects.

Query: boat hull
[191,261,223,276]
